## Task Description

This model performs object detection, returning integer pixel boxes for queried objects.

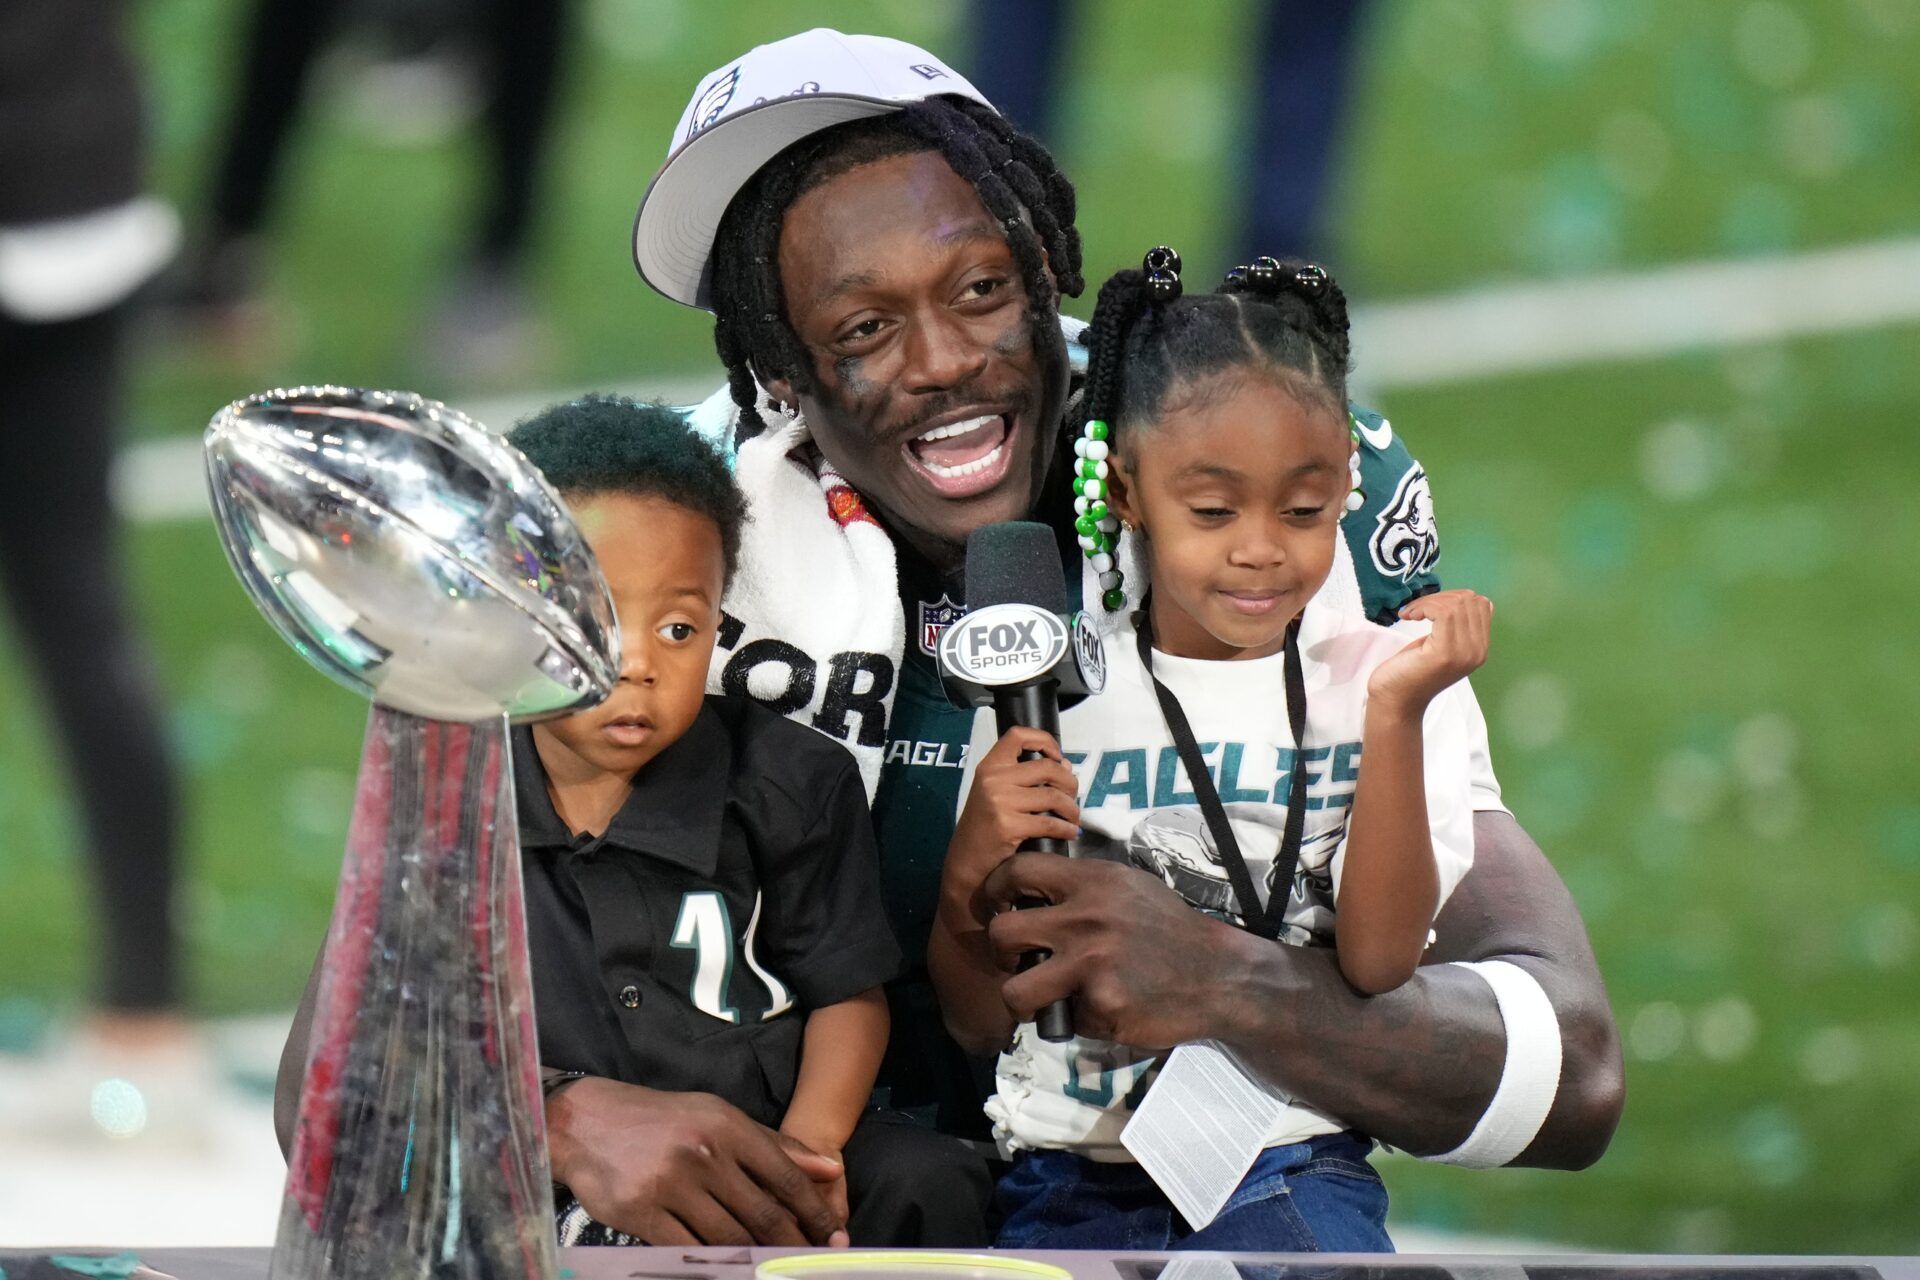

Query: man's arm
[982,810,1624,1168]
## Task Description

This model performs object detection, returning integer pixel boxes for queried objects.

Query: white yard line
[1349,233,1920,389]
[118,234,1920,524]
[116,375,719,524]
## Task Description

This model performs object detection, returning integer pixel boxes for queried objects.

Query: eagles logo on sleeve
[1371,463,1440,583]
[1343,406,1445,622]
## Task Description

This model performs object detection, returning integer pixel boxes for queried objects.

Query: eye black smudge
[991,317,1032,361]
[834,353,876,398]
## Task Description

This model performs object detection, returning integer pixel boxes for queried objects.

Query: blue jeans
[993,1131,1392,1252]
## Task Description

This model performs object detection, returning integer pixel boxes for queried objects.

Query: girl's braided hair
[1069,248,1356,611]
[1080,252,1352,442]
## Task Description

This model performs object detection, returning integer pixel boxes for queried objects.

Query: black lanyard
[1134,602,1308,941]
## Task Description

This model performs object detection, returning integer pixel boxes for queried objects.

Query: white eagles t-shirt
[965,598,1479,1159]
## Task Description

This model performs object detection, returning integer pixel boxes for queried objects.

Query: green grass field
[3,0,1917,1255]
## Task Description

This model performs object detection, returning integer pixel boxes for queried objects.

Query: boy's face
[535,492,725,778]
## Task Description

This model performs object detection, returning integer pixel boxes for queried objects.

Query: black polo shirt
[518,695,900,1130]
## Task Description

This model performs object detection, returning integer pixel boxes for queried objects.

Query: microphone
[937,521,1106,1043]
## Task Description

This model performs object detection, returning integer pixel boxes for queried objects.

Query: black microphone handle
[993,681,1075,1042]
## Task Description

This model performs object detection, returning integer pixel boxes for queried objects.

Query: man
[600,25,1620,1236]
[281,28,1624,1249]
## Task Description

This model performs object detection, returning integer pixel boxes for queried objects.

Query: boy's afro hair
[507,394,749,584]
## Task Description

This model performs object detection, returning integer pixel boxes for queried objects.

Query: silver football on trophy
[205,386,620,722]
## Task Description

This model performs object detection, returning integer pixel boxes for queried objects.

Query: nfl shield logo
[919,594,964,657]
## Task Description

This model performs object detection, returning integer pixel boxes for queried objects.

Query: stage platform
[3,1249,1914,1280]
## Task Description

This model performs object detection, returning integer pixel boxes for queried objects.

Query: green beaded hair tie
[1071,417,1127,611]
[1346,412,1367,513]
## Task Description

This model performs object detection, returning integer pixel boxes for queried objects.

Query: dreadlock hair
[708,94,1085,444]
[508,393,750,586]
[1079,252,1353,446]
[1068,249,1355,611]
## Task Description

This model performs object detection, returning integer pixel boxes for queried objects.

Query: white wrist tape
[1426,959,1563,1168]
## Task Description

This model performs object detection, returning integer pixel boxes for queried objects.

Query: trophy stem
[273,706,557,1280]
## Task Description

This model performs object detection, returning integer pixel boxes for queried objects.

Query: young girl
[930,249,1492,1251]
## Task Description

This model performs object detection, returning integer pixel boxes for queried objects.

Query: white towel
[697,390,902,797]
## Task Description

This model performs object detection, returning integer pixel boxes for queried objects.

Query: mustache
[884,382,1036,445]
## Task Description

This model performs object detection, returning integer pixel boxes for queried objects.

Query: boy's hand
[944,726,1081,920]
[1370,590,1493,717]
[780,1129,849,1234]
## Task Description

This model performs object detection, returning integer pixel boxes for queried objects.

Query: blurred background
[2,0,1917,1256]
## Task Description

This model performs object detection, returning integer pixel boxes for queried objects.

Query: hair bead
[1246,256,1282,292]
[1142,246,1184,303]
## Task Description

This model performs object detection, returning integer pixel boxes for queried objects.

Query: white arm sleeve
[1424,959,1563,1168]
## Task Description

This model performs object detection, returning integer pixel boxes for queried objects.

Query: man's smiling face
[770,150,1068,566]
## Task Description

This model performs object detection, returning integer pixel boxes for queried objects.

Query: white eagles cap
[633,28,994,311]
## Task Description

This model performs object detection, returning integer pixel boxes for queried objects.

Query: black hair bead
[1223,265,1249,291]
[1143,245,1181,276]
[1247,256,1282,291]
[1294,263,1329,296]
[1145,269,1181,301]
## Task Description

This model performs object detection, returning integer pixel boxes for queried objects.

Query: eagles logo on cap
[686,66,742,141]
[633,29,997,311]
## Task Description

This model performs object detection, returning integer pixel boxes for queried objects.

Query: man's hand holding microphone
[931,522,1103,1048]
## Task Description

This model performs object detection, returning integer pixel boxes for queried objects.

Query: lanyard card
[1119,1040,1293,1231]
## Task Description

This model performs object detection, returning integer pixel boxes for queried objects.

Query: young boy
[502,395,901,1243]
